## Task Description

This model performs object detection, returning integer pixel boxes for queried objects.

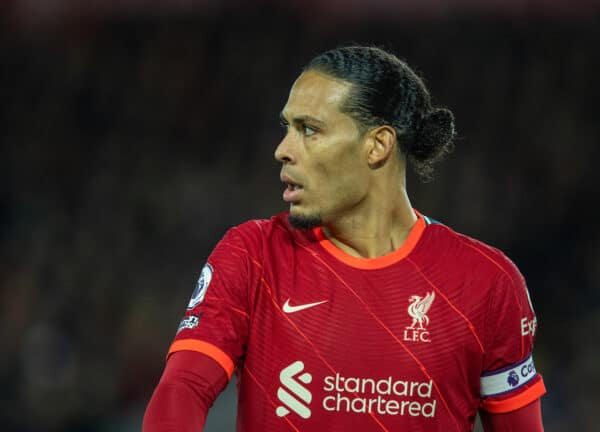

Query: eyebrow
[279,111,326,128]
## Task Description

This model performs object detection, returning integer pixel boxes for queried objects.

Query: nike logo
[282,299,328,314]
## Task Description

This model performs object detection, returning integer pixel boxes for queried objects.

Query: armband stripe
[168,339,234,380]
[480,354,537,397]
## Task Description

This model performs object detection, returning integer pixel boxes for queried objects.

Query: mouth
[281,174,304,203]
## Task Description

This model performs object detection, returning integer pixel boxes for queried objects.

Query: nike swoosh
[282,299,328,313]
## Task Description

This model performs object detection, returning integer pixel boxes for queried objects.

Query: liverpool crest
[403,291,435,343]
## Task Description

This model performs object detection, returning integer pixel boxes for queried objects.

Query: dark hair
[305,46,455,181]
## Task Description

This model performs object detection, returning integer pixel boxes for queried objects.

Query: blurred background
[1,1,599,431]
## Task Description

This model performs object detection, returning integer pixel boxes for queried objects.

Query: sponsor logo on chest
[403,291,435,343]
[275,360,437,420]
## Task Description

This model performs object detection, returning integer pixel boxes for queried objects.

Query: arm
[144,224,261,431]
[477,253,546,429]
[480,398,543,432]
[143,351,229,432]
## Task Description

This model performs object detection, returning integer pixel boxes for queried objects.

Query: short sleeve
[479,262,546,413]
[168,225,262,380]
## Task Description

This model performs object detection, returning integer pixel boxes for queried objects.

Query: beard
[288,212,322,230]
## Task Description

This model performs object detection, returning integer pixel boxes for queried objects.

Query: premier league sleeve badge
[187,263,213,310]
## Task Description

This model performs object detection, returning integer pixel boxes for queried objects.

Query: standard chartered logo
[276,361,313,419]
[322,374,436,417]
[275,361,437,420]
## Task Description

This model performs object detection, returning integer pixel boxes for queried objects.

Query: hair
[304,46,456,181]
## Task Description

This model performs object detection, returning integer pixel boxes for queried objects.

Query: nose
[274,131,297,164]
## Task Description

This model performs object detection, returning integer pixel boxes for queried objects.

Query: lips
[280,174,304,203]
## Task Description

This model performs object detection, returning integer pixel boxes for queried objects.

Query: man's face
[275,70,371,229]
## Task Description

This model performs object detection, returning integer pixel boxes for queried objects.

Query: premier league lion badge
[187,263,213,309]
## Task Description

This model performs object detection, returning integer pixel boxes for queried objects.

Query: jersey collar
[312,210,427,270]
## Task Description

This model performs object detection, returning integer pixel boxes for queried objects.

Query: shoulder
[208,213,295,275]
[213,213,312,278]
[225,212,307,247]
[229,212,288,236]
[419,216,534,333]
[419,216,524,285]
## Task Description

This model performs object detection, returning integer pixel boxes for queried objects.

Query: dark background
[1,1,598,431]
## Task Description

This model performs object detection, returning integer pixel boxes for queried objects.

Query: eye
[303,125,317,136]
[279,118,289,130]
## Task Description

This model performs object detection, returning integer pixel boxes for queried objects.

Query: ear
[366,126,396,168]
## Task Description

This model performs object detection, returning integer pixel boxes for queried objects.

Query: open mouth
[281,175,304,202]
[285,182,303,192]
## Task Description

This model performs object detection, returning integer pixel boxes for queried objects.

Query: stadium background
[1,1,598,431]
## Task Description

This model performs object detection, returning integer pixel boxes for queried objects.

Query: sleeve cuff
[168,339,235,380]
[480,377,546,413]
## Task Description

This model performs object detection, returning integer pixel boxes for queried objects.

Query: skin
[275,70,417,258]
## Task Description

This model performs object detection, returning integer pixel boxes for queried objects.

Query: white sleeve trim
[480,354,538,397]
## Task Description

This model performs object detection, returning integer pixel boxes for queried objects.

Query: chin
[287,210,322,230]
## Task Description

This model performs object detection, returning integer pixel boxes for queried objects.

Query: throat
[322,223,413,259]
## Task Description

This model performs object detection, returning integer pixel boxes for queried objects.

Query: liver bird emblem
[406,292,436,330]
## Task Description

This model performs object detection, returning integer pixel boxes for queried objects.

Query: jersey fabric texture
[169,212,546,432]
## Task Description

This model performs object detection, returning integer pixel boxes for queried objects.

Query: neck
[322,184,417,259]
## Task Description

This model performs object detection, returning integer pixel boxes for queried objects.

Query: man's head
[276,46,455,230]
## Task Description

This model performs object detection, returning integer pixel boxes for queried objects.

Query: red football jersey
[169,211,545,431]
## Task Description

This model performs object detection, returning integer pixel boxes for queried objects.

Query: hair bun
[411,108,456,162]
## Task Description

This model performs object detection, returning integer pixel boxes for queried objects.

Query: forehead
[282,70,352,120]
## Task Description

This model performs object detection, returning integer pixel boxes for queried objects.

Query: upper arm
[169,224,262,379]
[479,259,546,415]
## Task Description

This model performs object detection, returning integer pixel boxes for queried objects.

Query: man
[143,46,545,431]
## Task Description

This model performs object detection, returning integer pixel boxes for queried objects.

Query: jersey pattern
[169,212,546,432]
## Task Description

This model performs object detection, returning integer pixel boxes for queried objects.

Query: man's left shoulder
[421,216,523,282]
